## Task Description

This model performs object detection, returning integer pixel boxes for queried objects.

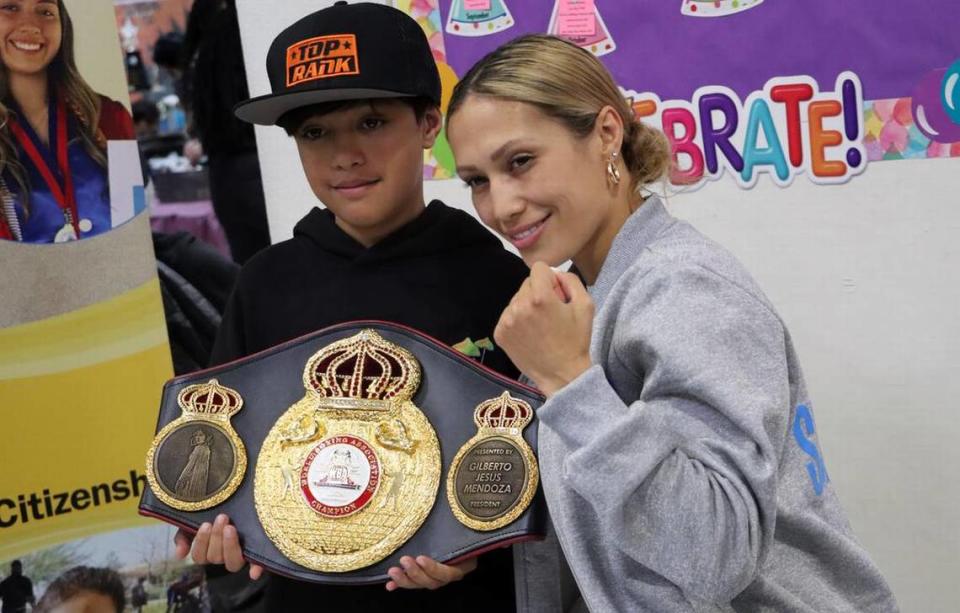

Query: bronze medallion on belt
[447,392,539,531]
[146,379,247,512]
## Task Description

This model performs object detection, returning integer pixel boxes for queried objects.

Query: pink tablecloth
[150,199,232,260]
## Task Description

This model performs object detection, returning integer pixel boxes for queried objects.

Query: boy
[175,2,528,611]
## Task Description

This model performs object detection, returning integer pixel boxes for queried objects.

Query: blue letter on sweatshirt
[792,404,829,495]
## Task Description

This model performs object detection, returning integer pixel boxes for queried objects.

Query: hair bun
[622,118,670,191]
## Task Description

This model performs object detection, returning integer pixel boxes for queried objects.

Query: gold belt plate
[255,330,440,572]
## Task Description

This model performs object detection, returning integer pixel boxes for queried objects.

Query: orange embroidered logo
[286,34,359,87]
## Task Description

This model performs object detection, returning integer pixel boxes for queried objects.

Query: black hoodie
[210,201,529,611]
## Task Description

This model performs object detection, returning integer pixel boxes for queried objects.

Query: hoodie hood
[212,197,530,392]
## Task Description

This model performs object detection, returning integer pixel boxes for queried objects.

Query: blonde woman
[446,35,899,612]
[0,0,133,243]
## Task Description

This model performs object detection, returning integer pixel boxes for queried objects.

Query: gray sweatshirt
[514,197,898,612]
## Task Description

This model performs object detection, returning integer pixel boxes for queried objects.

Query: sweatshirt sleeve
[536,262,790,604]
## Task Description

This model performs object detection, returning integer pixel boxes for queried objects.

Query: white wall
[236,0,344,242]
[668,160,960,613]
[237,2,959,610]
[67,0,130,110]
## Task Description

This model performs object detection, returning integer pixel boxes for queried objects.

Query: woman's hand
[174,514,264,580]
[385,556,477,591]
[495,262,594,396]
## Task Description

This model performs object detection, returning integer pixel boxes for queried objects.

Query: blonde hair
[0,0,107,219]
[447,34,671,194]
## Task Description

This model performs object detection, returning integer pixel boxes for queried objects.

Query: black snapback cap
[234,1,442,126]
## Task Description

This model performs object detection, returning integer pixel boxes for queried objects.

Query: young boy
[35,566,126,613]
[174,2,528,611]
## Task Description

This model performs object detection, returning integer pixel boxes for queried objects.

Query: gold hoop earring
[606,152,621,187]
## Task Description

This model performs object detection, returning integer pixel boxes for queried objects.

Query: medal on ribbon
[447,392,539,531]
[9,97,92,242]
[145,380,247,511]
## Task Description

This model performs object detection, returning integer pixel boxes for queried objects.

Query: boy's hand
[495,262,594,396]
[385,555,477,591]
[174,513,264,580]
[175,518,477,588]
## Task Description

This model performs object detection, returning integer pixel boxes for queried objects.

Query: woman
[0,0,133,243]
[446,35,899,612]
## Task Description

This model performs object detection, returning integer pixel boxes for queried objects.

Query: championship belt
[140,321,546,584]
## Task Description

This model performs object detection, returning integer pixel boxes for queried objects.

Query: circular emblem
[453,437,527,522]
[145,380,247,512]
[254,330,441,573]
[300,436,381,518]
[153,423,238,503]
[446,392,539,532]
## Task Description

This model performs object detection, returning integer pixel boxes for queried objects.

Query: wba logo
[286,34,359,87]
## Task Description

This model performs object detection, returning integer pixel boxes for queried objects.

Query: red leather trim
[139,507,196,536]
[444,533,545,566]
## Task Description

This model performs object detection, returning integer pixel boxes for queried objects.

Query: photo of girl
[0,0,133,243]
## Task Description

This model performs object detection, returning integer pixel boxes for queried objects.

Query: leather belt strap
[139,320,546,584]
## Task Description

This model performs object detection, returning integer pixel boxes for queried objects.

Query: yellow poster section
[0,280,172,559]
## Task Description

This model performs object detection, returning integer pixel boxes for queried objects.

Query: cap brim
[234,88,417,125]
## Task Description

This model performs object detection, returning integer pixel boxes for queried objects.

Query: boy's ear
[421,106,443,149]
